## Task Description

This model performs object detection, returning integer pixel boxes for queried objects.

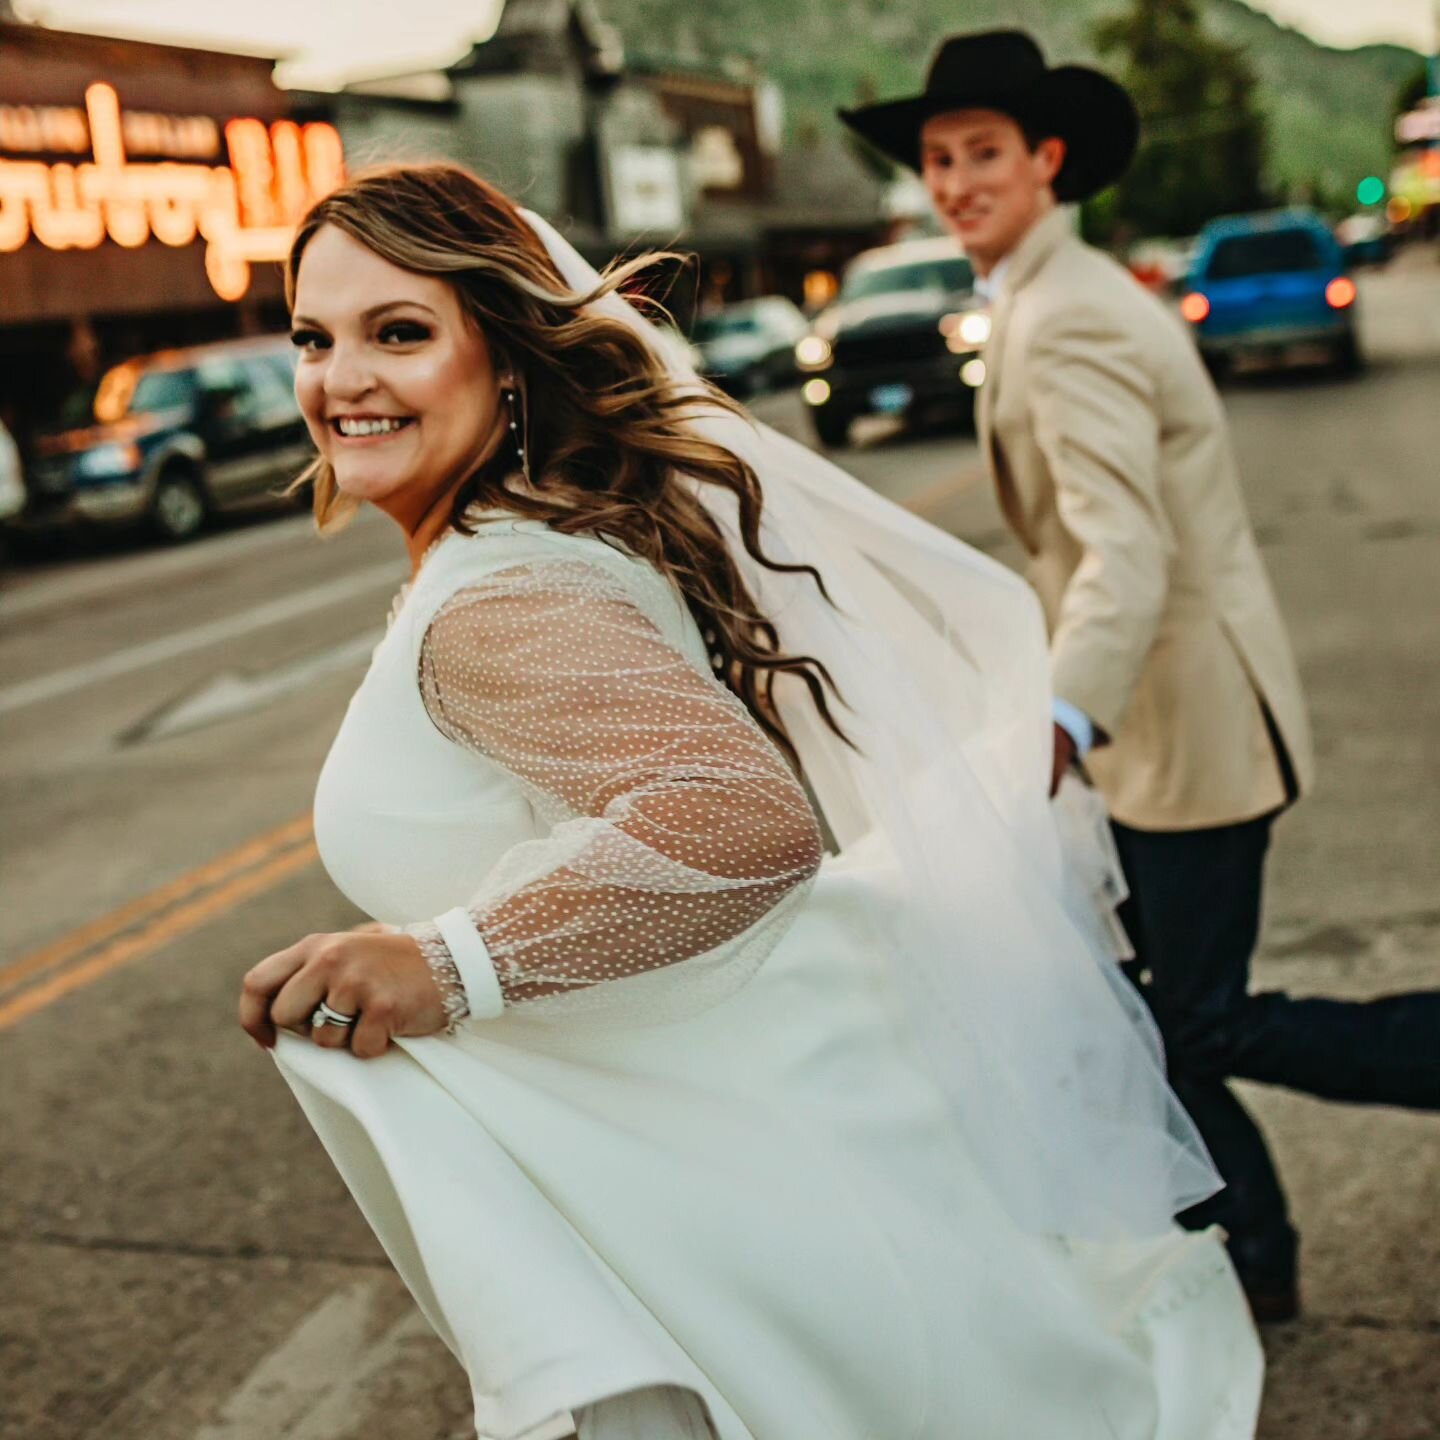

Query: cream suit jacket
[976,207,1313,831]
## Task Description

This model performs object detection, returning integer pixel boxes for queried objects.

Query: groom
[841,29,1440,1321]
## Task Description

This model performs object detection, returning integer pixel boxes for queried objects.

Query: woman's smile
[329,413,417,442]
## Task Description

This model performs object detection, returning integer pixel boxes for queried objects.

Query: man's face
[920,110,1065,273]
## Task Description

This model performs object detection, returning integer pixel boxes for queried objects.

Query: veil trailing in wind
[521,209,1219,1241]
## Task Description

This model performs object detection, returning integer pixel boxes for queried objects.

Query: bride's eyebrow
[363,301,440,322]
[290,301,441,330]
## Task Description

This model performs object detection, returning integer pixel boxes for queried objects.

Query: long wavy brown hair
[285,162,844,762]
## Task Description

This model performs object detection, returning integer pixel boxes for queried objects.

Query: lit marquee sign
[0,83,343,301]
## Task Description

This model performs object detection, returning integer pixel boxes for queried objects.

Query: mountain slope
[604,0,1422,208]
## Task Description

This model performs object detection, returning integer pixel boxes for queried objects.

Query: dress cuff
[433,906,507,1020]
[405,923,469,1033]
[1052,697,1096,757]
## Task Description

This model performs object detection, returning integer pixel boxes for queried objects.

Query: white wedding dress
[274,514,1262,1440]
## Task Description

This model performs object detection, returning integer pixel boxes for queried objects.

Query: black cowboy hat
[838,30,1139,203]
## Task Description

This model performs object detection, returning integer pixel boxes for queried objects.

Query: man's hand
[1050,721,1077,798]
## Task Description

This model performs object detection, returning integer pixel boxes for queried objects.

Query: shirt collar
[973,256,1010,305]
[970,207,1075,305]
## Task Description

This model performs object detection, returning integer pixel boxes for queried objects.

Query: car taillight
[1325,276,1357,310]
[1179,292,1211,324]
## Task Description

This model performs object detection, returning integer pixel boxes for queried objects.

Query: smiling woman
[286,244,506,532]
[239,160,1261,1440]
[290,235,507,538]
[278,165,842,754]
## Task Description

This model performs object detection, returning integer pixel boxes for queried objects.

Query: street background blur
[2,0,1439,1436]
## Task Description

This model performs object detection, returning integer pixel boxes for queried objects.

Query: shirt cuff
[1052,697,1096,757]
[432,907,507,1020]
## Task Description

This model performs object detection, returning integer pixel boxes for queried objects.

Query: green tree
[1395,64,1428,121]
[1091,0,1271,239]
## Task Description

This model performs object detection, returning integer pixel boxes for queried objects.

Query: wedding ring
[310,1000,357,1029]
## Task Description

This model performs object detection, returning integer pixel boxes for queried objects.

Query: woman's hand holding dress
[238,930,449,1057]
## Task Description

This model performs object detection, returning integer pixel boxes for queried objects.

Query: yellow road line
[0,841,319,1032]
[0,813,313,997]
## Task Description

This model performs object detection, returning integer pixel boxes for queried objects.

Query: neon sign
[0,83,343,301]
[0,99,220,158]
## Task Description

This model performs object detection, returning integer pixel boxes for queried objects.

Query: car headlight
[75,442,143,479]
[795,335,833,370]
[958,311,991,345]
[940,311,991,349]
[960,358,988,388]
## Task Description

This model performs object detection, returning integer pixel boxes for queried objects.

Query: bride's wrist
[406,924,469,1033]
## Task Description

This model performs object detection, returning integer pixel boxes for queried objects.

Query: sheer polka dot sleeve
[403,556,823,1017]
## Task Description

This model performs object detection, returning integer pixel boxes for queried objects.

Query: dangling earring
[504,384,531,486]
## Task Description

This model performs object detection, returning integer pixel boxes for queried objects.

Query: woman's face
[291,224,507,524]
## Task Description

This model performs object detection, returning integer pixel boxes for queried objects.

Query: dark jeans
[1112,814,1440,1285]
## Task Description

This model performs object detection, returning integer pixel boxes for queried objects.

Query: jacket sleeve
[402,555,823,1021]
[1026,304,1173,738]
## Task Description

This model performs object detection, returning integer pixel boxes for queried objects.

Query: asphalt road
[3,250,1438,1440]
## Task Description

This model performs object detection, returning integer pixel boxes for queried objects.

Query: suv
[17,335,313,543]
[690,297,808,398]
[1181,209,1361,377]
[794,236,988,447]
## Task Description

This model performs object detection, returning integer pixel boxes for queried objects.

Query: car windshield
[79,364,195,424]
[1205,230,1324,280]
[842,256,974,301]
[127,370,196,413]
[692,312,763,342]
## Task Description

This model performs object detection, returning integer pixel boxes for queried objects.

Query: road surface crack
[5,1228,392,1269]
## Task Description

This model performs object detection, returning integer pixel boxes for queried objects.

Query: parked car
[793,236,987,447]
[0,419,24,524]
[690,297,809,398]
[1126,235,1198,296]
[13,335,313,543]
[1180,208,1362,377]
[1335,212,1392,269]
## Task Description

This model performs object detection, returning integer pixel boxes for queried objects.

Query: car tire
[811,405,852,448]
[1201,350,1231,385]
[1333,330,1363,376]
[150,464,208,543]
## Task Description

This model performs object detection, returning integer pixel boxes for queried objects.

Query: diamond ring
[310,1000,357,1029]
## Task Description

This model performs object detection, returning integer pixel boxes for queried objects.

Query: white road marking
[125,628,383,742]
[187,1275,575,1440]
[0,561,401,717]
[0,512,320,622]
[190,1278,432,1440]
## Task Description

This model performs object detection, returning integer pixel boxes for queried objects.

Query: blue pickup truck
[1180,208,1362,378]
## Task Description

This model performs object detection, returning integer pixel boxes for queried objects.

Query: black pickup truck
[794,236,990,448]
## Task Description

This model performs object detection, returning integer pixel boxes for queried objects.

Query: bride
[238,162,1262,1440]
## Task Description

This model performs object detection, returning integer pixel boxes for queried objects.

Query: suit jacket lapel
[976,207,1076,551]
[976,292,1006,464]
[1003,205,1074,297]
